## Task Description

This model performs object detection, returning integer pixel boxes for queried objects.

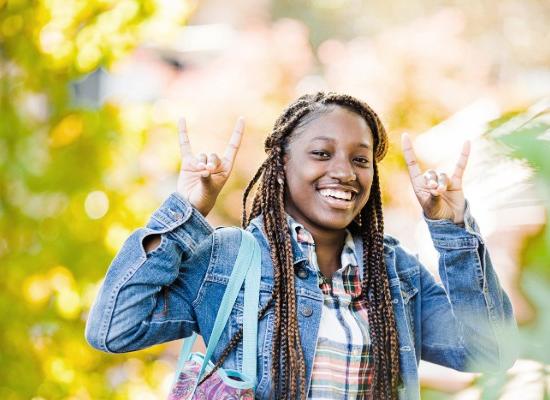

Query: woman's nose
[329,158,356,181]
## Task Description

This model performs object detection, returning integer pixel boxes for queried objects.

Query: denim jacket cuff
[146,192,214,248]
[424,200,484,249]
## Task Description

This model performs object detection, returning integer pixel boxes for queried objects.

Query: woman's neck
[296,221,347,279]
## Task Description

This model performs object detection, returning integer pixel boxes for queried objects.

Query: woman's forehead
[308,135,372,149]
[291,108,374,146]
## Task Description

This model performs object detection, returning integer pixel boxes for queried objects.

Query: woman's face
[283,106,375,234]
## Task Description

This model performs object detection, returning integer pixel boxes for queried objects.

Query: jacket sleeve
[85,193,214,353]
[418,201,518,372]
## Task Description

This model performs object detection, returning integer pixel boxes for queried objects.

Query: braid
[361,165,400,398]
[242,158,270,226]
[373,174,400,393]
[209,92,399,399]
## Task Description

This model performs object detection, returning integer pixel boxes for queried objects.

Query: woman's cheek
[359,186,373,207]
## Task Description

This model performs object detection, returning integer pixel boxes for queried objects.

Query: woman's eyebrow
[310,136,371,149]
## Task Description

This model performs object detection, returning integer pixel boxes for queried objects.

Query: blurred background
[1,0,549,398]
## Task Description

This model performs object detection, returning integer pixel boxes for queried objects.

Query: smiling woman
[85,92,518,400]
[284,107,374,233]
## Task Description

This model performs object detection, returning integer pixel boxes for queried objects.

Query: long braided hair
[202,92,400,399]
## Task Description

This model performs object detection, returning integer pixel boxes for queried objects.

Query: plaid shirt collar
[285,213,362,299]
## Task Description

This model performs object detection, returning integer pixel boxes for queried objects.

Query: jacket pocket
[398,274,418,305]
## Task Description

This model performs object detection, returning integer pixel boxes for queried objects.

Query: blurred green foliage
[474,106,550,399]
[1,0,194,398]
[418,106,550,400]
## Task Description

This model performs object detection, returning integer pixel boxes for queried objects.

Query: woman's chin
[313,214,356,231]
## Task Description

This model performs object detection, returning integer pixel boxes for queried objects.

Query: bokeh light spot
[39,25,65,54]
[2,15,23,37]
[85,191,110,219]
[55,288,82,319]
[22,275,52,305]
[48,358,75,384]
[48,265,75,291]
[49,114,84,148]
[76,45,102,72]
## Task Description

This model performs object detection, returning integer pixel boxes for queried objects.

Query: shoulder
[196,226,245,280]
[211,225,246,255]
[213,224,266,246]
[206,224,274,286]
[213,225,243,240]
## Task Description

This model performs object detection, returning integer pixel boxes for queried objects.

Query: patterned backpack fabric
[168,229,261,400]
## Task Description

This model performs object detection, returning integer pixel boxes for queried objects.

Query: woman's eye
[311,151,330,158]
[355,157,370,165]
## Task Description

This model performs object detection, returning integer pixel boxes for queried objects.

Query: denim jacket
[85,193,518,399]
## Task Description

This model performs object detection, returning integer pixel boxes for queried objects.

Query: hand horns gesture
[401,133,470,224]
[177,117,245,217]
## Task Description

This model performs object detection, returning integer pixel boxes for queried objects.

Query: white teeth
[318,188,353,200]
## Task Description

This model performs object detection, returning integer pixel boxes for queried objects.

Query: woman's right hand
[176,117,245,217]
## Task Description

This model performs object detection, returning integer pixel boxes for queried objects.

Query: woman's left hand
[401,133,470,224]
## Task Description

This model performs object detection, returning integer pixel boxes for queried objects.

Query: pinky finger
[178,118,193,158]
[452,140,471,183]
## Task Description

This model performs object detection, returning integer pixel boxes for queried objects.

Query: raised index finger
[222,117,245,167]
[451,140,471,183]
[178,118,193,158]
[401,133,422,180]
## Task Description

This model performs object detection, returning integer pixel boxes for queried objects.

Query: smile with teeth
[318,188,356,201]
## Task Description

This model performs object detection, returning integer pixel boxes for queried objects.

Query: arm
[420,202,518,372]
[400,134,518,371]
[85,117,245,353]
[85,193,213,353]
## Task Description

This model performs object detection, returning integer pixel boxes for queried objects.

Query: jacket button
[300,306,313,317]
[296,267,308,279]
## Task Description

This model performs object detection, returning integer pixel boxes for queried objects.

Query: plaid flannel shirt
[287,214,373,399]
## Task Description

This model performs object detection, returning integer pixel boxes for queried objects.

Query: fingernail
[206,163,215,169]
[197,162,206,169]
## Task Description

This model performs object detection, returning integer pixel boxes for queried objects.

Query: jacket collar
[249,212,396,255]
[248,214,309,266]
[248,213,400,288]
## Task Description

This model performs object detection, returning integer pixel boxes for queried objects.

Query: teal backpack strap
[241,231,261,385]
[173,331,197,384]
[196,229,255,379]
[172,228,261,394]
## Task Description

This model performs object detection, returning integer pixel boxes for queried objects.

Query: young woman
[86,92,517,399]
